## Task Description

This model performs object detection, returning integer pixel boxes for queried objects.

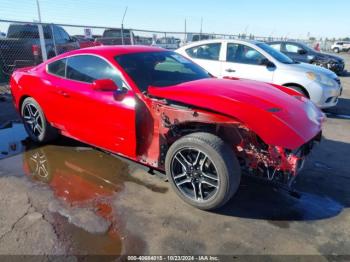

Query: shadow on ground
[324,98,350,118]
[217,137,350,221]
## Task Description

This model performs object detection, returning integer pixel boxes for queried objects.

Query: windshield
[115,51,210,92]
[257,42,296,64]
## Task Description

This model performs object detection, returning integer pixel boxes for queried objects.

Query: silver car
[176,39,342,108]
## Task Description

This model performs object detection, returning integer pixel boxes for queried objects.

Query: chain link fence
[0,19,338,84]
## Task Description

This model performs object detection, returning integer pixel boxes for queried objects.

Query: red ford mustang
[10,46,324,210]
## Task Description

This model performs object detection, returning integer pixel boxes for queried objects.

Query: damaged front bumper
[238,131,322,187]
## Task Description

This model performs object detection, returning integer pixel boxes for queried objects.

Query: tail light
[32,45,39,56]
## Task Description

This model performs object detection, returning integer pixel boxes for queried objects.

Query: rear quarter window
[47,59,66,77]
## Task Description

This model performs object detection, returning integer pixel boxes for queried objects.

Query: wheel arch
[18,95,31,115]
[162,120,251,158]
[282,83,310,98]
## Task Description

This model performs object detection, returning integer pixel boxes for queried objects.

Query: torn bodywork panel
[148,79,325,150]
[136,97,321,187]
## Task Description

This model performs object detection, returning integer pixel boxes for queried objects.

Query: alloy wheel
[23,103,44,138]
[170,147,220,202]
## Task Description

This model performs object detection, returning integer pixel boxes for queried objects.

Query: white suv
[331,41,350,53]
[176,39,342,108]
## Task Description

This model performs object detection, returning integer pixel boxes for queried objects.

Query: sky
[0,0,349,39]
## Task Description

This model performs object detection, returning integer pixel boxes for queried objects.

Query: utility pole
[184,18,187,44]
[35,0,47,61]
[200,17,203,40]
[121,6,128,45]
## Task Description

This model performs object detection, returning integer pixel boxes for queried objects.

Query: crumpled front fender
[148,83,324,150]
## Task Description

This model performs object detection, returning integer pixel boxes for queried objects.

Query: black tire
[21,97,58,143]
[285,85,309,98]
[165,132,241,210]
[333,48,340,53]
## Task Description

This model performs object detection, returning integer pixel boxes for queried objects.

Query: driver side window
[285,43,303,53]
[227,43,266,65]
[66,55,126,89]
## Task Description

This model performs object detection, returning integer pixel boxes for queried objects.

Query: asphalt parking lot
[0,54,350,257]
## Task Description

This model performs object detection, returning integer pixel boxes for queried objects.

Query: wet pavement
[0,55,350,257]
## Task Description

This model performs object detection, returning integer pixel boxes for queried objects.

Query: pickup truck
[0,23,79,75]
[95,28,134,45]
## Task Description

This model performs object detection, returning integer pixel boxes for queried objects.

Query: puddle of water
[52,212,123,256]
[0,122,167,255]
[0,122,27,159]
[20,144,167,255]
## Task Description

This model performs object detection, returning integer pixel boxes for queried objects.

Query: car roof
[267,40,304,44]
[51,45,165,60]
[180,39,263,48]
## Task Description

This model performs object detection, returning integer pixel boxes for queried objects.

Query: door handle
[57,90,70,98]
[225,68,236,73]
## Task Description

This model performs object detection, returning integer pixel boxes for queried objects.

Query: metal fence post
[50,24,58,56]
[35,0,47,61]
[130,29,134,45]
[37,23,47,61]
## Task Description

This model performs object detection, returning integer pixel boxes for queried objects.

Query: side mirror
[92,79,119,91]
[260,58,275,68]
[298,49,307,55]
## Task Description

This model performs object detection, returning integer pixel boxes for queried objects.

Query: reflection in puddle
[21,144,167,255]
[23,145,129,255]
[0,122,167,255]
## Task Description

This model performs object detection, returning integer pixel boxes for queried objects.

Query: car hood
[148,78,324,149]
[316,52,343,62]
[287,62,337,78]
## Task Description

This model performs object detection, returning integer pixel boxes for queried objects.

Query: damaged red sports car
[10,46,324,210]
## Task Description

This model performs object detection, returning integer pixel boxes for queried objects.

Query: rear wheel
[165,132,241,210]
[21,97,58,143]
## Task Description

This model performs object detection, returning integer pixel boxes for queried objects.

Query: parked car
[267,41,345,74]
[11,46,324,210]
[331,41,350,53]
[95,28,134,45]
[0,23,79,74]
[176,39,342,108]
[71,35,101,49]
[152,37,180,50]
[186,33,215,42]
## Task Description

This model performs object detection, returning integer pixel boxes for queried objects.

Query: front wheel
[21,97,58,143]
[165,132,241,210]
